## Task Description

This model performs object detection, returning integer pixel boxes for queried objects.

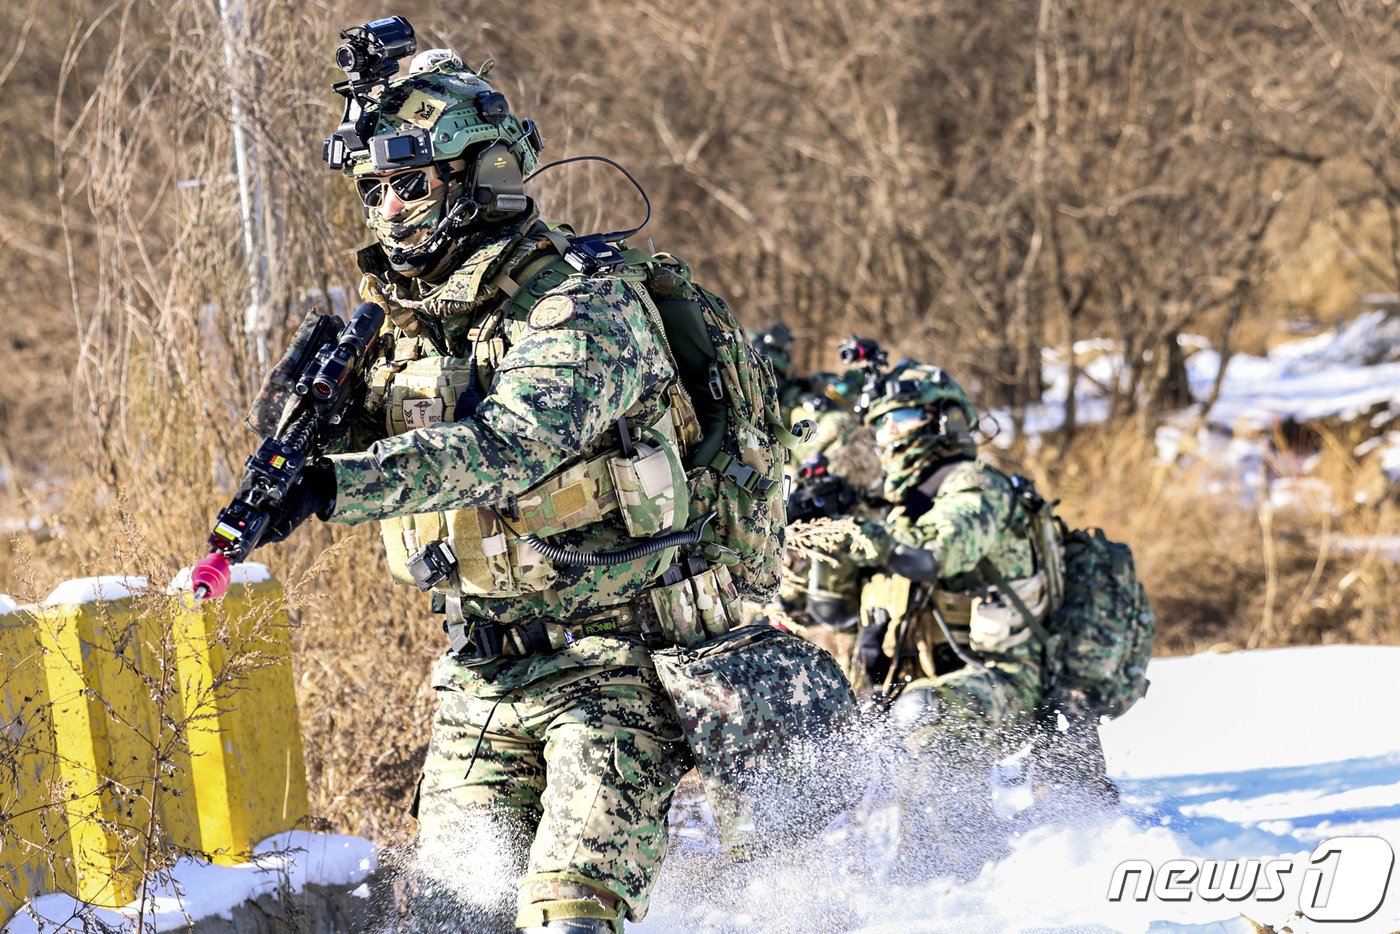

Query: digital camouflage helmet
[323,17,544,278]
[863,361,980,500]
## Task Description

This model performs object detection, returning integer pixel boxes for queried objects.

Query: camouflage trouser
[416,664,691,927]
[896,649,1045,759]
[889,651,1045,879]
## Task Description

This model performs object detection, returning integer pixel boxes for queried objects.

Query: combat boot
[1019,718,1120,827]
[519,921,617,933]
[891,736,1010,883]
[516,881,622,934]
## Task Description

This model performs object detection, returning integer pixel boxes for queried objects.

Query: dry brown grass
[1018,423,1400,657]
[0,0,1397,864]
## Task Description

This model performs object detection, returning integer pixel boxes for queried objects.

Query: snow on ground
[1192,311,1400,434]
[636,645,1400,933]
[10,649,1393,933]
[3,833,376,933]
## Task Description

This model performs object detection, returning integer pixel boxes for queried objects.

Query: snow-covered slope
[638,645,1400,933]
[9,647,1396,933]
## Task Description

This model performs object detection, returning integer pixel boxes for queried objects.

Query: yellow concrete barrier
[169,565,309,865]
[0,566,309,922]
[0,597,70,919]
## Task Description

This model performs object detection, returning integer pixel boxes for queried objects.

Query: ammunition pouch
[969,570,1048,655]
[643,563,741,648]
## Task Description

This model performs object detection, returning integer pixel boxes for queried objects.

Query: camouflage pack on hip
[650,625,859,851]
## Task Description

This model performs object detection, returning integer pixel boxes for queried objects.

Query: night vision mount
[838,336,891,415]
[322,16,418,170]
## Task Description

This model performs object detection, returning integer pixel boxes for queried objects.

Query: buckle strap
[710,451,775,495]
[444,603,644,664]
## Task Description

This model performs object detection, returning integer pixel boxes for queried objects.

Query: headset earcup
[470,142,528,219]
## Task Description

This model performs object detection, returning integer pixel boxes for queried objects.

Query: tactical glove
[886,543,940,583]
[857,611,892,686]
[261,459,337,544]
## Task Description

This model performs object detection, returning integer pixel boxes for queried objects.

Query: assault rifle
[786,454,874,523]
[189,303,384,600]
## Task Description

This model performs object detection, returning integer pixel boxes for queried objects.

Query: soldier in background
[805,360,1114,875]
[751,323,865,463]
[751,327,884,664]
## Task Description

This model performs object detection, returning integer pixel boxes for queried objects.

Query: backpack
[625,251,798,602]
[1001,474,1156,718]
[1045,527,1156,717]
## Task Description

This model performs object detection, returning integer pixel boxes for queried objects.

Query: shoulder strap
[903,456,974,520]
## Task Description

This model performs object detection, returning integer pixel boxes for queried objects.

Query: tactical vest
[362,239,699,623]
[861,459,1049,670]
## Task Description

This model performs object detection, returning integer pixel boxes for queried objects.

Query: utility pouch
[606,427,688,539]
[970,571,1047,655]
[646,565,744,646]
[646,565,740,648]
[652,625,859,852]
[692,564,739,638]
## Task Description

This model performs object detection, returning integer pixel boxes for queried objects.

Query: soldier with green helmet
[255,19,806,931]
[750,324,869,466]
[803,360,1114,872]
[750,327,881,663]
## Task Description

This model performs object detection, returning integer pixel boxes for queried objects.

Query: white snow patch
[0,594,19,613]
[43,576,151,606]
[2,832,376,934]
[637,645,1400,933]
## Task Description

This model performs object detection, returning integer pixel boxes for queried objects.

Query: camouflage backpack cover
[990,472,1154,718]
[1045,527,1156,717]
[635,254,800,602]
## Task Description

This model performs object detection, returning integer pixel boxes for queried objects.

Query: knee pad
[890,683,943,731]
[518,920,617,934]
[808,594,858,630]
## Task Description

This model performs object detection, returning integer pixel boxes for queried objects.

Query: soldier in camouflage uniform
[752,337,881,666]
[750,323,869,473]
[265,39,764,932]
[767,453,886,676]
[840,362,1048,736]
[805,361,1112,872]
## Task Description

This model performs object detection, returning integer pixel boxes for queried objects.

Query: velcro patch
[399,90,449,128]
[550,482,589,519]
[403,397,445,429]
[527,296,576,330]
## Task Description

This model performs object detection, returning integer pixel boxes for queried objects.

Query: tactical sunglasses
[875,406,932,446]
[356,168,437,208]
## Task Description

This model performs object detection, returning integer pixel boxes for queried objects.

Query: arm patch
[527,295,577,330]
